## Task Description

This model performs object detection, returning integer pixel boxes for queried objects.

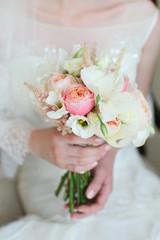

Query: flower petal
[99,92,136,122]
[47,106,68,119]
[66,115,95,138]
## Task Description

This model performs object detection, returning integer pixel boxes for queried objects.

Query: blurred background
[147,0,160,172]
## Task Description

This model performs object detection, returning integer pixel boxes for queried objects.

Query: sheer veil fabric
[0,1,160,239]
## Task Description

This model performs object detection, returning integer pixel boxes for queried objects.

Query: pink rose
[48,74,77,92]
[63,84,95,115]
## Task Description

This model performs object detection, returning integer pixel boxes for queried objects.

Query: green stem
[69,172,74,214]
[55,171,68,197]
[80,174,87,204]
[77,173,81,206]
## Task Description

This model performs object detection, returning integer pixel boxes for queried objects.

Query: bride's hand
[70,148,118,219]
[29,127,111,172]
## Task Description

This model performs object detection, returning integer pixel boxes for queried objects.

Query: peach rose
[48,74,76,92]
[63,84,95,115]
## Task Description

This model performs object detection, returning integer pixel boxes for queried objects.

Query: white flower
[46,91,68,119]
[45,91,60,106]
[118,109,137,123]
[66,115,96,138]
[64,58,83,77]
[87,112,104,138]
[81,66,105,96]
[47,106,68,119]
[81,66,124,99]
[99,92,136,122]
[95,53,111,71]
[35,48,68,90]
[132,129,150,147]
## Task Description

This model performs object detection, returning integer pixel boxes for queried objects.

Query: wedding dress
[0,1,160,239]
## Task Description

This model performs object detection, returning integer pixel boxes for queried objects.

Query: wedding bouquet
[25,42,153,213]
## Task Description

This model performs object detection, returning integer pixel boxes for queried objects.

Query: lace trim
[0,118,34,166]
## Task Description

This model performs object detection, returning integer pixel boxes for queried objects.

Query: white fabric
[0,1,160,239]
[1,146,160,239]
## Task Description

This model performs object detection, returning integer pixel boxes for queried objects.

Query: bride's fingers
[71,212,91,219]
[71,179,113,219]
[71,203,99,219]
[54,154,104,166]
[56,161,98,172]
[63,134,103,146]
[65,143,111,158]
[85,167,106,199]
[65,162,98,173]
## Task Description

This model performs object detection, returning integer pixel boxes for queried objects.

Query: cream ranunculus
[66,115,96,138]
[64,58,83,77]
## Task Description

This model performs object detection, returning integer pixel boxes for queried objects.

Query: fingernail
[101,152,106,156]
[87,190,95,199]
[92,162,98,167]
[79,171,85,174]
[105,145,111,151]
[94,138,103,143]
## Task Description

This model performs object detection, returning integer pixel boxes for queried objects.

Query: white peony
[66,115,96,138]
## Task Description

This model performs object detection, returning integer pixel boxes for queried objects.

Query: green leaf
[63,70,69,74]
[94,103,99,111]
[73,48,83,58]
[96,94,100,103]
[121,120,126,124]
[100,122,109,140]
[71,72,80,77]
[94,95,100,111]
[96,113,108,140]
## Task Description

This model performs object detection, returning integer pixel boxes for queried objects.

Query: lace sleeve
[0,118,35,178]
[0,118,34,165]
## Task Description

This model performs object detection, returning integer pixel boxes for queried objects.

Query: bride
[0,0,160,239]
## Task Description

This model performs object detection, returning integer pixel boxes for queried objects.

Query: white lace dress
[0,6,160,240]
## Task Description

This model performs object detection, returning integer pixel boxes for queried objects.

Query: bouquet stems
[55,171,91,214]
